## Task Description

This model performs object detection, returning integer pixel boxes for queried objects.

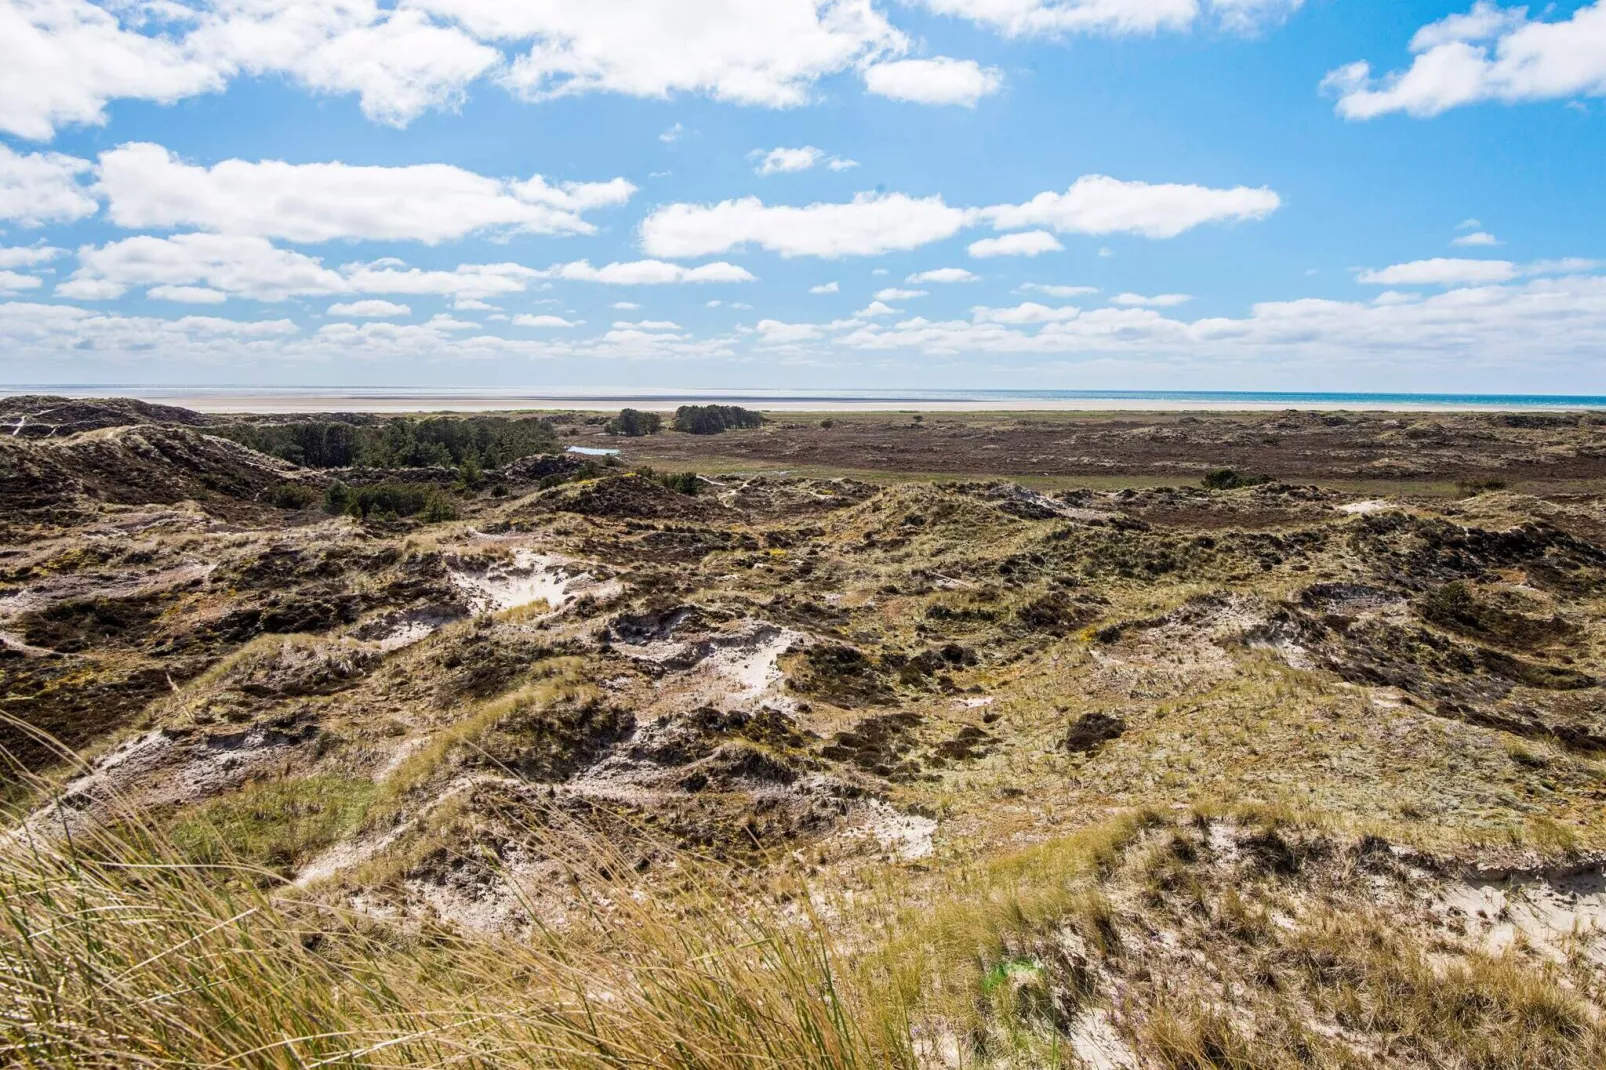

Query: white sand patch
[1436,868,1606,964]
[1068,1009,1139,1070]
[841,801,936,862]
[378,619,435,651]
[1338,499,1393,515]
[451,550,617,615]
[701,627,796,699]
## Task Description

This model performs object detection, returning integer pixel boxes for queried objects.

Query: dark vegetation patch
[1416,582,1577,652]
[820,712,924,779]
[606,409,662,437]
[1202,468,1273,491]
[1065,713,1126,753]
[323,481,458,522]
[671,405,764,435]
[217,415,557,470]
[789,644,894,707]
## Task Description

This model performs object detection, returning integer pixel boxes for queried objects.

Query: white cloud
[856,300,900,317]
[644,176,1278,261]
[0,0,501,140]
[611,301,641,310]
[1019,282,1098,297]
[908,267,978,283]
[1356,258,1517,286]
[912,0,1302,37]
[754,146,857,175]
[548,259,757,284]
[0,270,44,294]
[148,285,228,303]
[1451,231,1501,247]
[659,123,685,143]
[755,319,824,344]
[755,146,826,175]
[1325,1,1606,120]
[875,287,927,300]
[189,1,502,129]
[614,319,681,331]
[968,231,1063,258]
[809,281,840,294]
[0,144,97,224]
[0,243,65,268]
[641,192,974,259]
[53,278,125,300]
[63,233,548,301]
[98,142,634,243]
[513,313,578,328]
[1457,218,1483,230]
[418,0,908,107]
[67,233,345,301]
[1110,292,1192,307]
[0,0,224,140]
[972,301,1080,324]
[454,297,496,310]
[982,175,1281,238]
[329,299,411,317]
[863,57,1003,106]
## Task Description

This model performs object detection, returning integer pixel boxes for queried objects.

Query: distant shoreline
[4,386,1605,414]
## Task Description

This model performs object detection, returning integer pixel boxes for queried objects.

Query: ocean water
[7,386,1606,411]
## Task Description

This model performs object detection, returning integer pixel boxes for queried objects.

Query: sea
[5,386,1606,412]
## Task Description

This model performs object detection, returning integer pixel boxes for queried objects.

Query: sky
[0,0,1604,394]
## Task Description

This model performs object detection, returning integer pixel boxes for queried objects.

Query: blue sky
[1,0,1603,392]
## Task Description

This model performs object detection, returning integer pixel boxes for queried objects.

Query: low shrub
[266,483,320,510]
[1202,468,1272,490]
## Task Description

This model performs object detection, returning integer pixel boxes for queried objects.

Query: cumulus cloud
[0,144,98,224]
[1452,231,1501,247]
[0,0,224,140]
[1110,292,1192,307]
[809,281,840,294]
[1355,258,1517,286]
[98,143,634,243]
[756,319,825,344]
[148,285,228,303]
[968,231,1063,258]
[875,287,927,300]
[12,265,1606,372]
[911,0,1303,37]
[61,233,547,301]
[1019,282,1098,297]
[329,299,411,317]
[643,175,1279,261]
[863,57,1003,106]
[640,193,974,259]
[908,267,979,283]
[513,314,579,327]
[0,243,66,269]
[982,175,1280,238]
[755,146,825,175]
[856,300,900,317]
[417,0,907,107]
[0,270,44,294]
[1325,1,1606,120]
[546,259,757,284]
[0,0,500,140]
[971,301,1081,324]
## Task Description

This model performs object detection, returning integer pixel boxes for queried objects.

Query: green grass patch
[168,775,375,877]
